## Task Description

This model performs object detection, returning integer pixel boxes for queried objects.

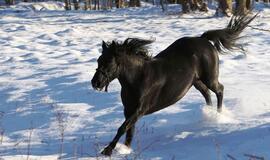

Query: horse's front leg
[124,125,135,147]
[101,112,142,156]
[101,120,128,156]
[124,109,135,148]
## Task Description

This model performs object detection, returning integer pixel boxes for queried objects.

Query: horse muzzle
[92,79,105,91]
[91,75,109,92]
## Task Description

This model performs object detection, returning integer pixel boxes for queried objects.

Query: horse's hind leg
[208,81,224,112]
[194,80,212,106]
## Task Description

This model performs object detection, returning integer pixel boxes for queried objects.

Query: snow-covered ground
[0,2,270,160]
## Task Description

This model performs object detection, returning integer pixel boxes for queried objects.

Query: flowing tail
[201,12,258,53]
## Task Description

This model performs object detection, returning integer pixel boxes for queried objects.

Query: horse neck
[118,55,146,87]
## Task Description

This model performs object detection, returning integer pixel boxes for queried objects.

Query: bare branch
[248,25,270,32]
[244,153,265,160]
[227,154,237,160]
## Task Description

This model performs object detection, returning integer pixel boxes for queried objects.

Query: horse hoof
[101,147,113,156]
[217,108,222,113]
[124,142,131,148]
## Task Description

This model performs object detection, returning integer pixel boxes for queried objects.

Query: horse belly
[145,74,194,114]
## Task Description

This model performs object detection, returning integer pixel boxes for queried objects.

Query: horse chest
[121,88,140,109]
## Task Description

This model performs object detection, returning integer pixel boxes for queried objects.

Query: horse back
[155,36,219,80]
[155,37,215,58]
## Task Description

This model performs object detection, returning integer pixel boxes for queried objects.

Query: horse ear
[102,41,108,50]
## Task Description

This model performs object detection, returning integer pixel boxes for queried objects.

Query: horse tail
[201,12,258,53]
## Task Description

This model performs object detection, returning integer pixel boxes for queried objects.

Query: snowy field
[0,2,270,160]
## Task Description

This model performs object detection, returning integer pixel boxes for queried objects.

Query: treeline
[62,0,269,17]
[3,0,269,16]
[63,0,141,10]
[217,0,269,16]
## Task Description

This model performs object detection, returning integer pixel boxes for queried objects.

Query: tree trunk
[199,2,208,12]
[119,0,123,8]
[216,0,232,16]
[136,0,141,6]
[129,0,140,7]
[235,0,247,14]
[89,0,92,9]
[180,0,190,13]
[101,0,107,9]
[160,0,165,11]
[64,0,71,10]
[73,0,79,10]
[5,0,15,5]
[107,0,112,9]
[84,0,88,10]
[246,0,253,10]
[180,0,208,13]
[235,0,253,13]
[189,0,199,11]
[116,0,120,8]
[84,0,91,10]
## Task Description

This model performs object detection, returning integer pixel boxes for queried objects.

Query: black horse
[91,13,256,156]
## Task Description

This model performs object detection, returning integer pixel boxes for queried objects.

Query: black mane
[108,38,154,60]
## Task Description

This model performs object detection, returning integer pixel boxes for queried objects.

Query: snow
[0,2,270,160]
[201,105,238,124]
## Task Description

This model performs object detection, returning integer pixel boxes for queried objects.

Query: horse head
[91,38,154,92]
[91,41,121,91]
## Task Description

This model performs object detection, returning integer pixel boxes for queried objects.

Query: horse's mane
[109,38,154,60]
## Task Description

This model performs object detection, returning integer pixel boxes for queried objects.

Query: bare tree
[94,0,97,9]
[93,0,100,10]
[26,122,34,160]
[180,0,208,13]
[216,0,232,16]
[98,0,101,9]
[64,0,72,10]
[0,111,4,145]
[160,0,166,11]
[217,0,253,16]
[84,0,90,10]
[129,0,141,7]
[108,0,112,9]
[116,0,124,8]
[89,0,92,9]
[73,0,80,10]
[235,0,253,14]
[101,0,108,10]
[5,0,15,5]
[180,0,190,13]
